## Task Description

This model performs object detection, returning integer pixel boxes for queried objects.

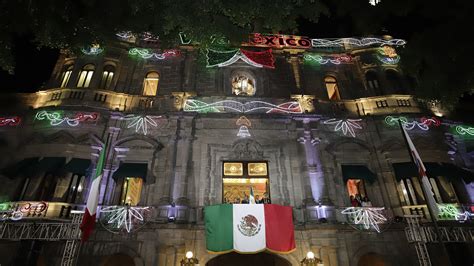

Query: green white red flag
[80,144,107,241]
[401,125,439,218]
[205,204,295,254]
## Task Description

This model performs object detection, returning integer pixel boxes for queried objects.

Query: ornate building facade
[0,33,473,266]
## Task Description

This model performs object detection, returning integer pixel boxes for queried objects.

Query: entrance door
[206,252,291,266]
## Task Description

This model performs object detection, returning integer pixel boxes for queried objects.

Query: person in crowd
[234,198,241,204]
[350,195,359,207]
[261,192,271,204]
[255,195,262,204]
[362,196,372,207]
[241,193,249,204]
[355,194,363,206]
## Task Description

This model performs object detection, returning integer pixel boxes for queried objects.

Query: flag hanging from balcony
[80,143,107,241]
[401,125,439,218]
[205,204,295,254]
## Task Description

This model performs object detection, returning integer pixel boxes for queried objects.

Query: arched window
[143,72,159,96]
[385,69,404,93]
[324,76,341,100]
[99,65,115,90]
[231,73,255,96]
[76,64,95,88]
[60,65,73,88]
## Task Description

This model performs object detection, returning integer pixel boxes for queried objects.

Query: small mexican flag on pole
[80,143,107,241]
[205,204,295,254]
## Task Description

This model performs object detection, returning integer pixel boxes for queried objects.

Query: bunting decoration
[35,111,99,127]
[129,48,180,60]
[0,116,21,127]
[385,116,440,131]
[323,118,363,137]
[341,207,387,233]
[304,54,352,65]
[184,99,302,114]
[81,44,103,55]
[100,205,150,233]
[124,115,166,135]
[205,204,295,254]
[206,49,275,68]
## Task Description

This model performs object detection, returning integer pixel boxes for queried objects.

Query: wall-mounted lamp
[180,251,199,266]
[301,251,324,266]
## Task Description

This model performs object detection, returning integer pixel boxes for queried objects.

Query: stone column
[298,118,327,205]
[288,55,303,91]
[97,125,121,205]
[171,116,195,208]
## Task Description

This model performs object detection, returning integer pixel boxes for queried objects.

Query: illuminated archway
[206,252,291,266]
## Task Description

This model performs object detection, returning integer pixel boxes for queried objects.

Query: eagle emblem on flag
[237,214,261,237]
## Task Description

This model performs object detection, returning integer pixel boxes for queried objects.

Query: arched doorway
[102,253,135,266]
[206,252,291,266]
[357,252,386,266]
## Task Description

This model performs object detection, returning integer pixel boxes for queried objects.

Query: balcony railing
[22,88,424,117]
[401,203,474,222]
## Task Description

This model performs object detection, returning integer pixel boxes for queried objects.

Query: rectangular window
[222,161,270,204]
[143,78,159,96]
[120,177,143,206]
[223,162,243,176]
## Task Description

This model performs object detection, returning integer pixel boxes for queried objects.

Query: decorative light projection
[384,116,441,131]
[0,116,21,126]
[81,44,104,55]
[183,99,302,114]
[323,118,363,137]
[179,32,192,45]
[129,48,180,60]
[437,204,473,221]
[35,111,99,126]
[0,201,48,221]
[304,54,352,65]
[236,116,252,138]
[375,46,400,64]
[100,205,150,233]
[206,49,275,68]
[124,115,165,135]
[455,125,474,136]
[341,207,387,233]
[311,38,406,48]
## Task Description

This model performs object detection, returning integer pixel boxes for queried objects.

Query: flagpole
[398,121,452,266]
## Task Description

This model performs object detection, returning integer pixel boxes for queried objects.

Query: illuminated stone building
[0,33,473,266]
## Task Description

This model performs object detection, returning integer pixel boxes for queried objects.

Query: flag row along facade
[0,33,473,266]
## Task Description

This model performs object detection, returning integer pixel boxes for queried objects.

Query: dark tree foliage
[0,0,327,71]
[0,0,472,105]
[331,0,474,106]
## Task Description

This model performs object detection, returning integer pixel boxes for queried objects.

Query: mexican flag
[80,143,107,241]
[205,204,295,254]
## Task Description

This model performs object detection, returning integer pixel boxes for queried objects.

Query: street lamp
[180,251,199,266]
[301,251,324,266]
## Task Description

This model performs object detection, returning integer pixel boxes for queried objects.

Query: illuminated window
[60,65,73,87]
[231,75,255,96]
[222,161,270,204]
[99,65,115,90]
[52,173,85,203]
[143,72,159,96]
[346,179,370,206]
[120,177,143,206]
[324,76,341,100]
[223,162,243,176]
[76,64,95,87]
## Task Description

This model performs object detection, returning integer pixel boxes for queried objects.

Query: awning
[392,162,474,183]
[37,157,66,172]
[113,163,148,181]
[1,157,39,177]
[341,165,377,183]
[64,158,91,176]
